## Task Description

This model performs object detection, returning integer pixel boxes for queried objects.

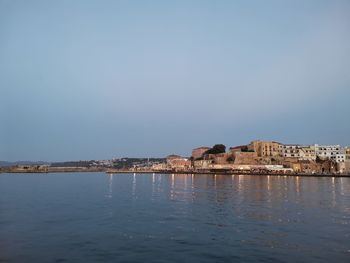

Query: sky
[1,0,350,162]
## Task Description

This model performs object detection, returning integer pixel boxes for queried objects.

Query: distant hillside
[50,158,166,169]
[0,161,51,167]
[0,158,166,168]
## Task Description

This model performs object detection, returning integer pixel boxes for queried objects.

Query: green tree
[206,144,226,154]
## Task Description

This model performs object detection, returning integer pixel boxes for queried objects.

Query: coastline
[1,166,350,177]
[106,170,350,178]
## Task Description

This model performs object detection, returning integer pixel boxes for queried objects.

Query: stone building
[248,140,282,157]
[233,152,259,165]
[191,147,210,160]
[209,153,231,164]
[228,145,249,153]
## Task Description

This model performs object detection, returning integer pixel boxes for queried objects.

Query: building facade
[282,145,301,158]
[346,147,350,158]
[345,147,350,173]
[248,140,282,157]
[191,147,210,160]
[193,159,213,169]
[166,156,191,171]
[229,145,249,153]
[315,144,345,163]
[299,145,316,160]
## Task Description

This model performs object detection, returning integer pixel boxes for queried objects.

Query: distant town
[1,140,350,176]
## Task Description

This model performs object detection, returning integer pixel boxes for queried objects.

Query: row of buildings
[244,141,347,163]
[154,140,350,174]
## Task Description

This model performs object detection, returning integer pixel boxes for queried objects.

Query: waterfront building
[166,156,191,171]
[191,147,210,160]
[207,153,231,164]
[283,145,317,160]
[166,154,182,165]
[335,153,346,163]
[248,140,282,157]
[193,159,213,169]
[345,147,350,173]
[315,144,345,163]
[315,144,341,159]
[345,147,350,160]
[299,145,316,161]
[152,163,167,171]
[282,144,302,158]
[337,162,346,174]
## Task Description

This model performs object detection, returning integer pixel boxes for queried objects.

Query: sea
[0,173,349,262]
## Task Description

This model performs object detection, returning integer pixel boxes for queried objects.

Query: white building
[282,144,316,160]
[335,154,346,163]
[315,144,345,163]
[299,145,316,161]
[282,145,301,158]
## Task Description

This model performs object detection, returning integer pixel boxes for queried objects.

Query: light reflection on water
[0,173,350,262]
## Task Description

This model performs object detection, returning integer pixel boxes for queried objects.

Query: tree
[206,144,226,154]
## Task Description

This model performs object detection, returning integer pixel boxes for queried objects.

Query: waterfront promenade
[1,166,350,177]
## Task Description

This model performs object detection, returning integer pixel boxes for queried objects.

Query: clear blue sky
[1,0,350,161]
